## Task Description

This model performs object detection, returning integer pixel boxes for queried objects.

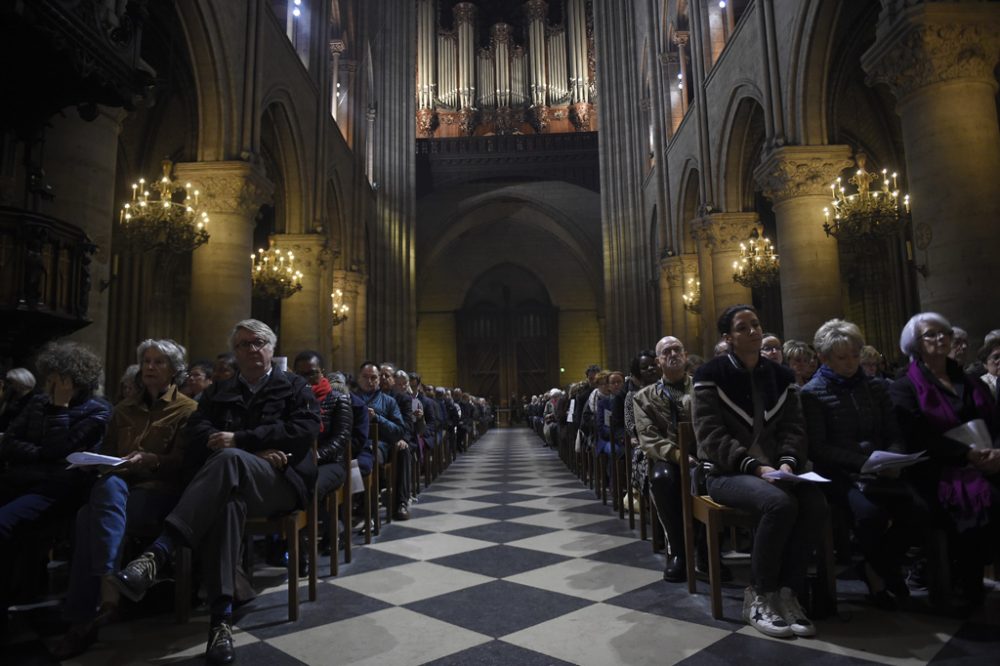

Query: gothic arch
[260,97,308,234]
[174,0,239,160]
[716,88,767,212]
[788,0,842,145]
[677,161,700,254]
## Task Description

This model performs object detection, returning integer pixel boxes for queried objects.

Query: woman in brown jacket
[53,339,198,659]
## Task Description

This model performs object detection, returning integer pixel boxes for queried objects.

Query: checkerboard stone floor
[9,427,1000,665]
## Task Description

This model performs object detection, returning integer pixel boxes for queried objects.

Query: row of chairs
[538,419,837,620]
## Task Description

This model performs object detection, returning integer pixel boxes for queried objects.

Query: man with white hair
[112,319,320,665]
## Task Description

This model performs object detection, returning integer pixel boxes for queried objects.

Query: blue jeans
[706,473,827,595]
[64,475,177,623]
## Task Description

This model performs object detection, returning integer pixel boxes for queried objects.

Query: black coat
[186,371,321,509]
[318,391,353,467]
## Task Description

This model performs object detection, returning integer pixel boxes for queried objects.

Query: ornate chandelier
[682,278,701,314]
[732,228,779,289]
[822,153,910,242]
[331,288,350,326]
[119,160,210,254]
[251,240,303,299]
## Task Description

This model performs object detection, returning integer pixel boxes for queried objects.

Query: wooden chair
[677,421,837,619]
[326,458,352,576]
[243,441,319,622]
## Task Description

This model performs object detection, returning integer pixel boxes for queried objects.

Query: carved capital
[862,4,1000,101]
[173,161,274,218]
[329,39,346,56]
[753,145,853,203]
[524,0,549,22]
[332,268,367,296]
[672,31,690,48]
[453,2,477,26]
[269,233,326,272]
[659,255,688,288]
[690,213,760,252]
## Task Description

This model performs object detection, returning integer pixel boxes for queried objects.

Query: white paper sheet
[944,419,994,449]
[65,452,125,469]
[761,469,831,483]
[860,450,928,474]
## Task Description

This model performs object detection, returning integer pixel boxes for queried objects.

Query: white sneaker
[775,587,817,637]
[742,587,794,638]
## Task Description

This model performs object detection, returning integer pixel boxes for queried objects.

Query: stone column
[690,213,756,353]
[754,145,853,340]
[331,268,367,372]
[174,161,273,359]
[660,255,701,352]
[273,233,326,359]
[43,106,126,357]
[862,2,1000,337]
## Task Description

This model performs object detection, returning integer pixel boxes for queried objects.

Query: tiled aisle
[14,427,1000,665]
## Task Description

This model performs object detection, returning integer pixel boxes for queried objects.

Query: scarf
[905,359,993,432]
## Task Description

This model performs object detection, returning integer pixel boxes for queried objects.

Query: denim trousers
[706,473,827,595]
[64,475,178,623]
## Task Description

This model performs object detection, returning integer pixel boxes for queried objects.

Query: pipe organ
[415,0,596,137]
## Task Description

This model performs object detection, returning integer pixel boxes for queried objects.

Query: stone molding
[690,213,760,252]
[753,145,853,203]
[862,4,1000,100]
[659,254,696,287]
[332,268,367,296]
[173,161,274,218]
[329,39,346,56]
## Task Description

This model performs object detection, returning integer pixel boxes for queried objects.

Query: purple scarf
[907,360,996,531]
[905,360,993,432]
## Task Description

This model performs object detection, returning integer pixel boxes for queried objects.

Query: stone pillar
[862,2,1000,337]
[754,145,853,340]
[691,213,756,353]
[273,233,326,359]
[660,255,701,352]
[43,106,126,357]
[174,161,273,360]
[331,268,367,372]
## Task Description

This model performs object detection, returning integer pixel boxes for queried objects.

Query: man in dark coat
[112,319,320,665]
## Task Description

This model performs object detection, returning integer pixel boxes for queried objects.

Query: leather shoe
[111,552,164,602]
[393,504,411,521]
[206,621,235,665]
[663,555,686,583]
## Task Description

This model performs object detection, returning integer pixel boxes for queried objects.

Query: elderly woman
[783,340,818,386]
[889,313,1000,607]
[52,339,198,658]
[801,320,924,609]
[0,343,111,616]
[694,305,826,638]
[0,367,37,432]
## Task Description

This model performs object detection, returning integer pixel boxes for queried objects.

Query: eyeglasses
[919,330,952,341]
[234,338,270,351]
[761,345,781,353]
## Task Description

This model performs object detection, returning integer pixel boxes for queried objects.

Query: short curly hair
[35,341,103,396]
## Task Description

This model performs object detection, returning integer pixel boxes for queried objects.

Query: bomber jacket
[693,353,807,475]
[186,370,321,510]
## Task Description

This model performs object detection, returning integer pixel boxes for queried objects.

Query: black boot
[663,555,686,583]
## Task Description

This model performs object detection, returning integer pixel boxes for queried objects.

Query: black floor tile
[429,544,572,579]
[675,633,885,666]
[571,517,641,539]
[448,521,553,544]
[422,639,577,666]
[465,492,543,505]
[604,580,744,632]
[403,580,590,638]
[169,639,311,666]
[330,545,418,577]
[460,505,549,521]
[582,539,665,571]
[237,586,391,639]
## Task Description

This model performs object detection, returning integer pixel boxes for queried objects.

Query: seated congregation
[528,305,1000,639]
[0,319,491,664]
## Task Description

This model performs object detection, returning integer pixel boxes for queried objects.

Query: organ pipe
[525,0,548,107]
[454,2,477,110]
[417,0,436,109]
